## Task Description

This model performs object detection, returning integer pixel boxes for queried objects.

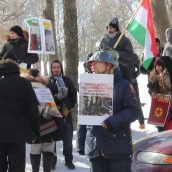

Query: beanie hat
[2,50,18,62]
[27,69,40,78]
[154,58,164,67]
[9,25,23,37]
[87,53,94,61]
[108,17,119,31]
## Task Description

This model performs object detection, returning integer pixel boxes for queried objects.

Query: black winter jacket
[0,60,40,143]
[0,36,38,64]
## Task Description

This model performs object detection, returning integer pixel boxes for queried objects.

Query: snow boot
[30,154,41,172]
[42,152,54,172]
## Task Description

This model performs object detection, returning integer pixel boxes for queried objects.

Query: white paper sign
[34,88,54,103]
[78,73,113,125]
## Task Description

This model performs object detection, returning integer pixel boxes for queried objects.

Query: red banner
[148,93,171,126]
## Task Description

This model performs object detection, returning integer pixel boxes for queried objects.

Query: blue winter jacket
[77,67,140,159]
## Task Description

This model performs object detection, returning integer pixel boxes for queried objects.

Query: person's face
[37,37,41,45]
[155,65,163,74]
[156,42,160,54]
[52,62,61,76]
[10,31,19,39]
[90,61,111,74]
[108,26,116,34]
[35,72,42,82]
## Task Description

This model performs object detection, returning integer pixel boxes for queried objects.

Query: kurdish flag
[127,0,157,69]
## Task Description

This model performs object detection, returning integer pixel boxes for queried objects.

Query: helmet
[88,50,115,65]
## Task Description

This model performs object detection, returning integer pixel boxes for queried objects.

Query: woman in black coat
[0,25,38,68]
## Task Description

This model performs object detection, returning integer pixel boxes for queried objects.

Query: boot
[30,154,41,172]
[42,152,54,172]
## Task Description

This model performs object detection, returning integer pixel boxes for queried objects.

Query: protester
[0,51,40,172]
[77,50,140,172]
[99,17,134,79]
[0,25,39,68]
[21,69,63,172]
[163,28,172,60]
[147,56,172,132]
[48,60,77,170]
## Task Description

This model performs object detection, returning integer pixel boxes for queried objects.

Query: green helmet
[88,50,115,65]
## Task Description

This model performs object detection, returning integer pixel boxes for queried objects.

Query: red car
[132,130,172,171]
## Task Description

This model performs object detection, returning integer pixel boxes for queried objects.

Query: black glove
[32,128,41,144]
[147,81,154,89]
[78,150,85,155]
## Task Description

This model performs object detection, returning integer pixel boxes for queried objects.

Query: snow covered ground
[25,74,158,172]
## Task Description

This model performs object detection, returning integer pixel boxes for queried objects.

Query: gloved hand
[57,87,68,100]
[147,81,154,89]
[32,128,41,144]
[78,150,85,155]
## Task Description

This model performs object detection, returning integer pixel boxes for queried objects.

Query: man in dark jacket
[0,25,39,68]
[47,60,77,170]
[0,51,40,172]
[99,17,134,76]
[77,50,140,172]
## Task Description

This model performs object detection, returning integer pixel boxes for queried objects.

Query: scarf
[53,74,65,90]
[107,31,119,39]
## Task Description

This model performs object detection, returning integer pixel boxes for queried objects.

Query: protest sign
[78,73,113,125]
[148,93,171,126]
[34,88,62,118]
[24,17,55,54]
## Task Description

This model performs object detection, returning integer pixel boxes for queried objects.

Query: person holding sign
[0,25,39,69]
[48,60,77,170]
[0,51,40,172]
[77,50,140,172]
[147,56,172,132]
[21,69,63,172]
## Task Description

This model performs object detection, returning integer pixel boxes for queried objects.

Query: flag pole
[42,54,47,77]
[113,0,144,49]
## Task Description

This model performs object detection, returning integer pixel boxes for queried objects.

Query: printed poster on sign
[78,73,113,125]
[147,93,171,126]
[24,18,55,54]
[34,88,62,118]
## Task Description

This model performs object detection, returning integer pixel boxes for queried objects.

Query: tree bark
[150,0,171,43]
[62,0,79,131]
[43,0,58,75]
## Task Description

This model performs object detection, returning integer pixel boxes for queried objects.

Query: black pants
[90,157,132,172]
[0,142,25,172]
[132,82,145,125]
[53,118,73,165]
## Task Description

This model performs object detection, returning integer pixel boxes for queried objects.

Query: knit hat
[2,50,18,62]
[9,25,23,37]
[108,17,119,31]
[87,53,94,61]
[154,58,164,67]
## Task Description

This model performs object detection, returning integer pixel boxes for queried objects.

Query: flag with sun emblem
[148,93,171,126]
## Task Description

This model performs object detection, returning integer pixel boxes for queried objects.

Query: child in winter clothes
[21,69,61,172]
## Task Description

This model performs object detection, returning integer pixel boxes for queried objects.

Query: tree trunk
[150,0,171,43]
[43,0,58,75]
[63,0,79,131]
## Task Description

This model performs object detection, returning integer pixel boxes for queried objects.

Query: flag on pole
[127,0,157,69]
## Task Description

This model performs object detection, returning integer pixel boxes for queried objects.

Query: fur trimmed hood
[0,58,19,69]
[20,72,39,82]
[4,29,29,42]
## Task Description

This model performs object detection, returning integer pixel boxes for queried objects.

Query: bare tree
[63,0,79,130]
[150,0,171,43]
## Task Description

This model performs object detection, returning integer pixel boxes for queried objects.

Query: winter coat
[0,30,39,64]
[99,31,134,71]
[20,72,64,142]
[163,28,172,61]
[76,67,140,159]
[131,53,140,84]
[0,59,40,143]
